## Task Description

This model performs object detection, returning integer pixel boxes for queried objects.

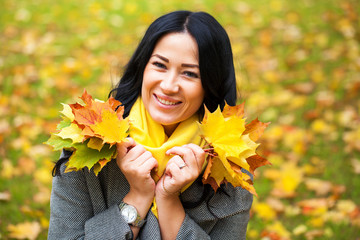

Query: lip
[153,93,182,108]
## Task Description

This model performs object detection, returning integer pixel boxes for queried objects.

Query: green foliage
[68,142,116,171]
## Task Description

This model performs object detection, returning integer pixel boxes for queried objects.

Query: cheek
[141,68,154,97]
[141,80,147,97]
[188,84,205,109]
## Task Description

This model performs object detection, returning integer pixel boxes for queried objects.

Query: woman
[49,10,252,240]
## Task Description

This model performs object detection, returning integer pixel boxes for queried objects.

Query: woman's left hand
[156,143,206,197]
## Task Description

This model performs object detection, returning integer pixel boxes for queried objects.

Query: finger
[116,138,136,158]
[163,161,193,193]
[140,156,158,172]
[182,144,206,170]
[123,137,136,148]
[166,155,186,169]
[166,146,197,169]
[121,145,147,163]
[160,173,179,196]
[165,161,183,181]
[135,150,154,165]
[116,137,135,150]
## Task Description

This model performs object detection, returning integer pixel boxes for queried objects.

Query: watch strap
[118,201,127,210]
[133,215,146,228]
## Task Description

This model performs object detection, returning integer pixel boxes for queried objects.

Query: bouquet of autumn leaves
[45,91,129,175]
[46,90,270,195]
[199,104,271,195]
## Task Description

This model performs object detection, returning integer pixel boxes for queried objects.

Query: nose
[159,71,179,93]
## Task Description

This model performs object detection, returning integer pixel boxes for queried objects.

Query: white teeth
[156,96,177,105]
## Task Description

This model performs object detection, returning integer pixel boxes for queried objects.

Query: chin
[155,118,178,126]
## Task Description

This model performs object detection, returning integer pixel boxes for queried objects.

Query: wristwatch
[119,201,146,227]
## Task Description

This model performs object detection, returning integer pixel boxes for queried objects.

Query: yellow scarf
[128,97,202,216]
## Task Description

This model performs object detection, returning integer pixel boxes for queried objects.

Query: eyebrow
[181,63,199,68]
[152,54,169,63]
[151,54,199,68]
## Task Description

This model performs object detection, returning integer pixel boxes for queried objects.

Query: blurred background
[1,0,359,239]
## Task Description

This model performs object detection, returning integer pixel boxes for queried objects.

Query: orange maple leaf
[67,90,128,146]
[244,118,271,142]
[70,90,124,128]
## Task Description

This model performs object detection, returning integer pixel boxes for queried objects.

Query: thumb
[116,137,136,159]
[116,137,136,150]
[122,137,136,150]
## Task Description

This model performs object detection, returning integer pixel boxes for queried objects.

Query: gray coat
[48,154,252,240]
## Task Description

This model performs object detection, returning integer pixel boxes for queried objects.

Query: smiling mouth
[154,94,181,106]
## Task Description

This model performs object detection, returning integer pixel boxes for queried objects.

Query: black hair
[52,11,238,213]
[109,10,237,117]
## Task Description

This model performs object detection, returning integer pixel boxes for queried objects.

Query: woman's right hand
[116,138,158,200]
[116,138,157,237]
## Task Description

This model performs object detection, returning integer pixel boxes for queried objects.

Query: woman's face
[142,32,205,135]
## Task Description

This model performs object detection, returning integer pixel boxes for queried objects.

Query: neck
[163,123,179,137]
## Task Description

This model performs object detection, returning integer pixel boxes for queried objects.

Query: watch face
[121,205,137,223]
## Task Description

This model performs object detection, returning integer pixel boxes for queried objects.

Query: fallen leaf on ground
[7,221,41,240]
[0,191,11,201]
[304,178,333,196]
[351,158,360,174]
[253,201,277,221]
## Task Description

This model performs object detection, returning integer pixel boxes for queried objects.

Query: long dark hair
[110,10,237,118]
[52,11,238,207]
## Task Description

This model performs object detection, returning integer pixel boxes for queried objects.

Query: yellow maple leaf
[200,103,270,195]
[55,123,84,143]
[91,110,129,146]
[201,106,252,165]
[87,137,104,151]
[203,157,256,195]
[60,103,74,121]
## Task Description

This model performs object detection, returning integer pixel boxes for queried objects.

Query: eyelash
[184,71,199,78]
[152,61,199,78]
[153,61,166,69]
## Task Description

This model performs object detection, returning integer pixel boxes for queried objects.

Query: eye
[183,71,199,78]
[153,61,166,69]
